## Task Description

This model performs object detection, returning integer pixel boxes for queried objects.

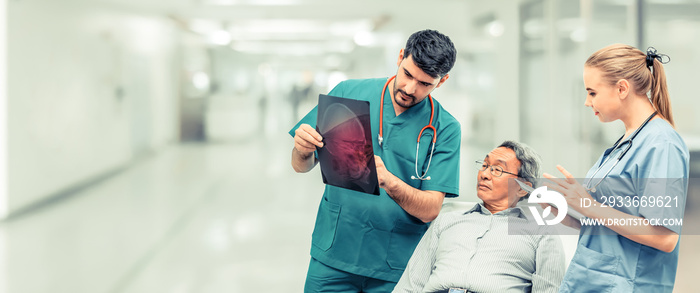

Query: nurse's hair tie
[646,47,670,67]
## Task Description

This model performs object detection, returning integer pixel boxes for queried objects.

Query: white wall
[5,1,180,217]
[1,0,8,290]
[0,0,6,218]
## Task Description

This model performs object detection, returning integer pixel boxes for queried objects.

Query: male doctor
[290,29,462,292]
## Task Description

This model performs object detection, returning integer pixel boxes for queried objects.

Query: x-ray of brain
[316,94,379,195]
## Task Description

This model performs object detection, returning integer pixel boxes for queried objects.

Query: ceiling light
[208,30,232,45]
[354,31,375,47]
[486,20,504,37]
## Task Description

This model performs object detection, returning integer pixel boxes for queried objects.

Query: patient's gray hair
[498,140,541,200]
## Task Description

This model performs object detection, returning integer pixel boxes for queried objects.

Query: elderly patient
[393,141,565,293]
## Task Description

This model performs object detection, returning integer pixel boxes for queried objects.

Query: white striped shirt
[393,203,565,293]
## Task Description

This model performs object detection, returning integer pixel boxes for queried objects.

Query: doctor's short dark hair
[498,140,542,200]
[403,29,456,78]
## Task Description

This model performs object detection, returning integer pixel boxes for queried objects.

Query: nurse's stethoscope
[584,111,657,192]
[378,75,436,181]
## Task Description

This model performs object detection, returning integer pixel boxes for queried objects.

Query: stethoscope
[378,75,436,181]
[584,111,657,192]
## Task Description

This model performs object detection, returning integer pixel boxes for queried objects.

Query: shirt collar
[465,202,528,219]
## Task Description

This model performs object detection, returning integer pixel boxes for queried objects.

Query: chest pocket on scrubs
[386,221,428,270]
[311,199,341,251]
[562,244,628,293]
[386,128,434,182]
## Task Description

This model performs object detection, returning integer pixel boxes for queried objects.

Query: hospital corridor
[0,137,324,292]
[2,0,700,292]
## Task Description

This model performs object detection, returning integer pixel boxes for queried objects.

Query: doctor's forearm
[383,177,445,223]
[291,147,317,173]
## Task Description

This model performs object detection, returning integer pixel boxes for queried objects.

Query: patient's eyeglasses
[475,160,519,177]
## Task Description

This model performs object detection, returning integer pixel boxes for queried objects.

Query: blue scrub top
[559,118,689,293]
[289,77,461,282]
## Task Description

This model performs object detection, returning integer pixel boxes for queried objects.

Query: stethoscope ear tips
[425,176,431,180]
[410,176,417,180]
[410,175,431,180]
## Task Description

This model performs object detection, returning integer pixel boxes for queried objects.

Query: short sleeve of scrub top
[632,134,689,234]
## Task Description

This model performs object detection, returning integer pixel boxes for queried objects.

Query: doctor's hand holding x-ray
[291,124,323,173]
[374,155,446,223]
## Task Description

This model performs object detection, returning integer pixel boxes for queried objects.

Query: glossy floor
[0,136,698,292]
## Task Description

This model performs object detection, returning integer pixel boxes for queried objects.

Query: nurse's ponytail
[647,48,674,127]
[585,44,675,127]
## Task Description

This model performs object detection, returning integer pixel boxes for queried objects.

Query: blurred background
[1,0,700,292]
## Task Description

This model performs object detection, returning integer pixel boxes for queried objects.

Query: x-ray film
[316,94,380,195]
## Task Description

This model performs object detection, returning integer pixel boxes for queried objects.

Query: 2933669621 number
[598,195,678,208]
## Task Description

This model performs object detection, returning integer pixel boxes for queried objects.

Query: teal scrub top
[559,118,689,293]
[289,77,461,282]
